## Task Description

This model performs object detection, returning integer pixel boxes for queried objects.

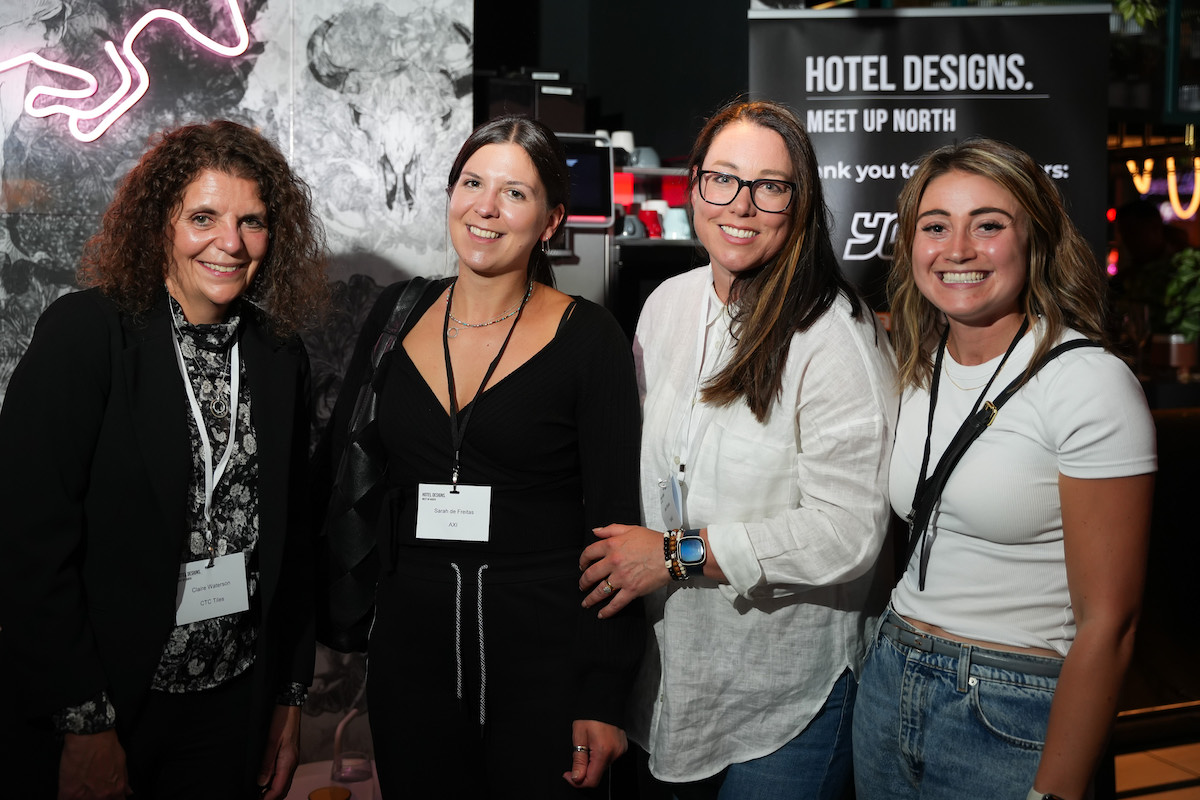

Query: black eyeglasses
[696,170,797,214]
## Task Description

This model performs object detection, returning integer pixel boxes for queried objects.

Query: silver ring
[601,579,614,595]
[573,745,590,752]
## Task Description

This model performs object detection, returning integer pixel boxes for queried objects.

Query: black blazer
[0,289,314,752]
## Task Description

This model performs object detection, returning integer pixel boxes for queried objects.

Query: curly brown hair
[77,120,328,336]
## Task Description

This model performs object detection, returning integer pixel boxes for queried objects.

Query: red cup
[661,175,689,207]
[614,172,635,209]
[638,209,663,238]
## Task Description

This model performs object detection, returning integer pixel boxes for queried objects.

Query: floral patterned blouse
[151,298,260,693]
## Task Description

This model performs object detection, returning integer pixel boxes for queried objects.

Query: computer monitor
[557,132,614,228]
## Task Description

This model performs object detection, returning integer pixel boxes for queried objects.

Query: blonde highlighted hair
[888,136,1108,392]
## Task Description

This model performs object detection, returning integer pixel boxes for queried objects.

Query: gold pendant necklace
[942,359,989,391]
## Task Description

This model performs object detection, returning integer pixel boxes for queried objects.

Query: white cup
[662,207,692,240]
[594,129,610,146]
[611,130,635,153]
[631,146,660,167]
[642,199,670,216]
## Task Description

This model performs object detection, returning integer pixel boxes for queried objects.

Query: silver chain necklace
[446,282,534,339]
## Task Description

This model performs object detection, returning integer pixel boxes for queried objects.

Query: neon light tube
[1167,157,1200,220]
[2,0,250,142]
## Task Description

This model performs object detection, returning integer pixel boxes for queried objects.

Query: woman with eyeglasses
[578,99,897,798]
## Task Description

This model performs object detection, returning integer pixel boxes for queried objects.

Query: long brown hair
[888,137,1109,391]
[694,99,864,422]
[78,120,328,337]
[445,115,569,286]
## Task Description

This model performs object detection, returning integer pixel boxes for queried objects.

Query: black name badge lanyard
[906,316,1029,590]
[441,280,533,493]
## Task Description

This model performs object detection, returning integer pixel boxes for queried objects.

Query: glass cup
[329,750,376,800]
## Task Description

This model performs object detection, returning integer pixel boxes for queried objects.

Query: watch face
[678,535,705,565]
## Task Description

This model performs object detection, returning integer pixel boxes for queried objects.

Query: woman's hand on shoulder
[563,719,627,789]
[579,524,670,618]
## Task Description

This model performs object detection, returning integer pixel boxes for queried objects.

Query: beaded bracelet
[663,528,689,581]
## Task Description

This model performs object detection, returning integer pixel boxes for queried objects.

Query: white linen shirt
[628,266,898,782]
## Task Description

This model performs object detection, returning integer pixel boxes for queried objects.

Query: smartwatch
[677,529,706,574]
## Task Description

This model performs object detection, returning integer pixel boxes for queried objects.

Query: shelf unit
[609,165,708,336]
[616,164,699,245]
[551,165,709,335]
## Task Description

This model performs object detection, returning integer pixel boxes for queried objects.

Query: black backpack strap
[904,338,1103,587]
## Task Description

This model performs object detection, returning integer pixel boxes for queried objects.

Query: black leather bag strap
[333,276,432,525]
[319,276,433,652]
[344,276,432,442]
[904,338,1103,583]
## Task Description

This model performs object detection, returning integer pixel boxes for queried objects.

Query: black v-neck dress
[326,278,644,796]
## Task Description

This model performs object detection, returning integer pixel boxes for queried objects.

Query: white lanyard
[673,282,729,485]
[171,332,240,564]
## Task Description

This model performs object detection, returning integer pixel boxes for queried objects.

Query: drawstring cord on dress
[450,562,489,727]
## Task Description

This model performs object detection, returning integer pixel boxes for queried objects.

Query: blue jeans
[852,613,1060,800]
[669,668,856,800]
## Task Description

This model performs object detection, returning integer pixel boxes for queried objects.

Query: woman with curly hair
[0,120,328,799]
[852,137,1155,800]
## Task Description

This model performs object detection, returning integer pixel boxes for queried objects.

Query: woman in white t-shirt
[852,137,1156,800]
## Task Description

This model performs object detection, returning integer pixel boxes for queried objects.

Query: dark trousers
[1,670,260,800]
[123,669,258,800]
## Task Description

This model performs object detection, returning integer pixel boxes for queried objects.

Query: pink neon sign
[0,0,250,143]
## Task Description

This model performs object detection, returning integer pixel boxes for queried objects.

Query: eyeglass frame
[695,170,798,214]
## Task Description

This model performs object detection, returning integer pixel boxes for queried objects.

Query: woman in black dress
[318,115,643,797]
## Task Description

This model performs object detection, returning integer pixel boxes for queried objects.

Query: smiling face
[691,121,794,294]
[448,142,564,279]
[912,170,1030,334]
[165,169,268,324]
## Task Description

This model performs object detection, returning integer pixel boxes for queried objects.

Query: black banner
[749,7,1109,308]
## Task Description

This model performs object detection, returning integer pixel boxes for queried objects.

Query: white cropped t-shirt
[889,324,1156,656]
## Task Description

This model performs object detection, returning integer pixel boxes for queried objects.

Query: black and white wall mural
[0,0,471,402]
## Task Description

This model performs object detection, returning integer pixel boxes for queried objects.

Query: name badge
[416,483,492,542]
[659,474,684,531]
[175,553,250,626]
